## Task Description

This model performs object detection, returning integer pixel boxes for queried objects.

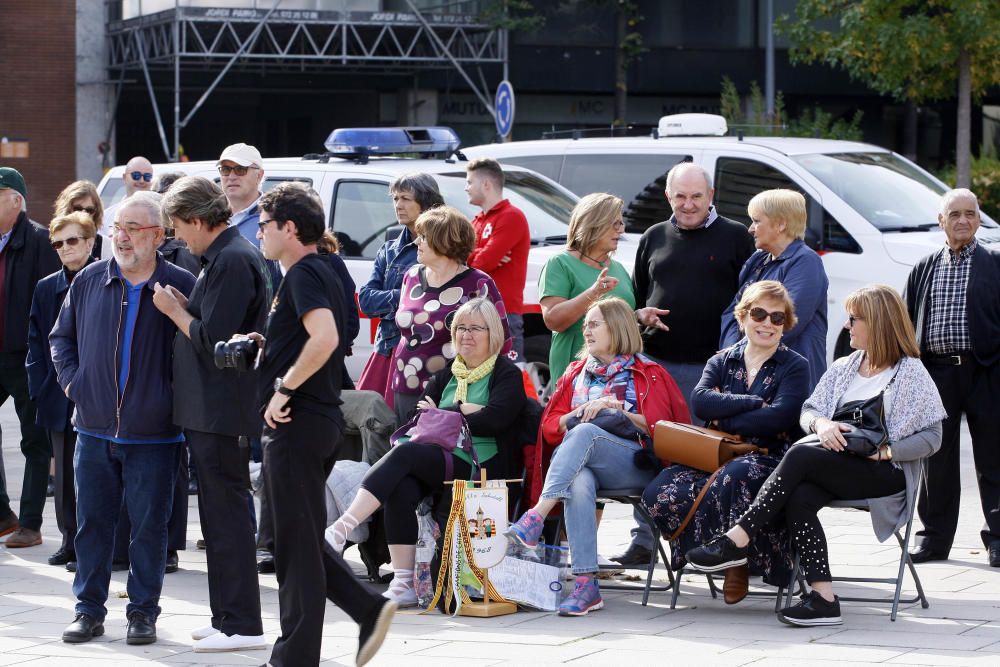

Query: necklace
[579,250,608,268]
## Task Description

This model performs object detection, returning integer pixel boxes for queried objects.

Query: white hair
[118,191,164,227]
[665,162,714,193]
[940,188,979,215]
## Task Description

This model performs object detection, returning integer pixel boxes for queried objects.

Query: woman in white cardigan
[685,284,945,627]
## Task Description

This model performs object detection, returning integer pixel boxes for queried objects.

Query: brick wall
[0,1,77,223]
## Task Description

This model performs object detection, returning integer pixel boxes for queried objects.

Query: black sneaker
[684,534,748,573]
[357,599,397,667]
[778,590,843,627]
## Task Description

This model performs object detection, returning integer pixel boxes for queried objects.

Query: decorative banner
[464,480,508,569]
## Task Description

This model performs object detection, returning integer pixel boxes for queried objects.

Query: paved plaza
[0,402,998,666]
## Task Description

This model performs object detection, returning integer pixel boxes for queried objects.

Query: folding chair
[782,473,929,621]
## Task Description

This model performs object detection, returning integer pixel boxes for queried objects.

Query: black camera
[213,339,259,372]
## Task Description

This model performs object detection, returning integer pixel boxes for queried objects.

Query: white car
[464,114,1000,360]
[98,139,638,383]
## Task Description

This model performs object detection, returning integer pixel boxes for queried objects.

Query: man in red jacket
[466,157,529,362]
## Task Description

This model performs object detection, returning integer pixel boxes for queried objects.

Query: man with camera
[237,182,394,667]
[152,176,270,653]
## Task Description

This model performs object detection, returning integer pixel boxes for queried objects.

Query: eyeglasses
[112,223,160,235]
[51,236,85,250]
[455,325,488,336]
[72,205,97,216]
[219,164,256,176]
[257,217,281,230]
[582,319,605,331]
[748,307,786,326]
[848,315,864,327]
[130,171,153,182]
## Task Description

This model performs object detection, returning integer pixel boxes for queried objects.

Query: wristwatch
[274,377,296,397]
[807,415,820,434]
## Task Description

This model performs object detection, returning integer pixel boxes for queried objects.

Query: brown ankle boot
[723,564,749,604]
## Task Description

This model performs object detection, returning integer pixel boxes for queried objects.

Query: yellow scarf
[451,354,498,403]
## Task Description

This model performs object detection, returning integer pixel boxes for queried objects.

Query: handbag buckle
[950,354,962,366]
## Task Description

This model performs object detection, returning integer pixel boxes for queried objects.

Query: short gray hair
[665,162,714,193]
[118,191,164,227]
[161,176,231,230]
[390,172,445,212]
[940,188,979,215]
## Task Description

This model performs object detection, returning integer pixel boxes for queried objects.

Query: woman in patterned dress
[642,281,810,603]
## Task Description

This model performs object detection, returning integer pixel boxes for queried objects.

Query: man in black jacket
[153,176,270,652]
[904,188,1000,568]
[0,167,60,547]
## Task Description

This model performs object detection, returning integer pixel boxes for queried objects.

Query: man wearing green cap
[0,167,60,547]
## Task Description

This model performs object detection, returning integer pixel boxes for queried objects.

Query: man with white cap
[217,143,266,246]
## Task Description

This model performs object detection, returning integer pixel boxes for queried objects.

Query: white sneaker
[382,584,418,608]
[190,624,219,641]
[193,631,268,652]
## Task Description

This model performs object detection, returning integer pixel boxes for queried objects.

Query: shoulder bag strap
[668,467,722,542]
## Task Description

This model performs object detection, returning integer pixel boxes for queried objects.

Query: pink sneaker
[558,576,604,616]
[505,509,544,548]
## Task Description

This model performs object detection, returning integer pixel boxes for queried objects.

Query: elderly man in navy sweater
[50,191,195,646]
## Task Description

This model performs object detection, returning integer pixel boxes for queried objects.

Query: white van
[97,134,633,384]
[464,114,1000,359]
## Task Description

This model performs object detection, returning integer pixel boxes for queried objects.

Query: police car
[98,128,639,384]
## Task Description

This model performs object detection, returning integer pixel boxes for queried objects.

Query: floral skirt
[641,453,793,587]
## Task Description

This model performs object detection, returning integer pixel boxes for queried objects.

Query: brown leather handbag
[653,421,767,473]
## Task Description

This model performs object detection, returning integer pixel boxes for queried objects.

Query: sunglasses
[130,171,153,182]
[219,164,255,176]
[748,307,786,326]
[257,217,282,230]
[72,205,97,216]
[51,236,85,250]
[848,315,864,327]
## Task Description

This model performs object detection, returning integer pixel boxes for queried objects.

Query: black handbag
[565,408,643,441]
[829,365,901,457]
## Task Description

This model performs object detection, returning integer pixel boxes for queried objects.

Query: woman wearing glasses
[641,280,810,605]
[327,298,533,607]
[507,297,689,616]
[686,285,944,627]
[720,189,829,390]
[53,180,109,259]
[26,211,99,566]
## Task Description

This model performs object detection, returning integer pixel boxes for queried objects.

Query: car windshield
[793,152,997,230]
[436,170,577,241]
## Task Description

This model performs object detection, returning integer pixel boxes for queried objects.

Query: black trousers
[113,449,188,561]
[918,359,1000,551]
[0,359,52,529]
[362,442,471,545]
[737,445,904,583]
[187,429,263,636]
[264,409,383,667]
[51,430,77,552]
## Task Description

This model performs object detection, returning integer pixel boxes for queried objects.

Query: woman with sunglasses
[53,180,109,259]
[685,284,944,627]
[26,211,99,567]
[641,280,810,605]
[720,189,829,389]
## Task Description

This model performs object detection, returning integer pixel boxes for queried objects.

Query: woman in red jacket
[507,297,688,616]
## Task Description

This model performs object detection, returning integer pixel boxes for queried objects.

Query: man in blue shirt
[50,191,196,646]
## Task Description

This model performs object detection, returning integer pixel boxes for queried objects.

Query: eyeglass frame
[455,325,488,336]
[50,236,86,251]
[112,222,161,236]
[748,306,787,326]
[129,171,154,182]
[219,164,258,177]
[582,319,606,331]
[847,314,864,327]
[71,205,97,216]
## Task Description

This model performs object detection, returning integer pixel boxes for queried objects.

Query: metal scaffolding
[107,1,507,160]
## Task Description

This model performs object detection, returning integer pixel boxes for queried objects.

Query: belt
[924,352,973,366]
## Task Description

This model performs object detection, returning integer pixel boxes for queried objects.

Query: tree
[777,0,1000,187]
[608,1,646,127]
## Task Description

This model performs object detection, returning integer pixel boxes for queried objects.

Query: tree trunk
[903,101,918,162]
[956,48,972,188]
[613,9,627,127]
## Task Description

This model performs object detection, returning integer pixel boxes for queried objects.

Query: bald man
[103,157,154,229]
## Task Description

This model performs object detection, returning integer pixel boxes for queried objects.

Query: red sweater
[526,356,691,505]
[468,199,529,314]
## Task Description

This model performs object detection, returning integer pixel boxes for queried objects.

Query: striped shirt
[925,240,976,354]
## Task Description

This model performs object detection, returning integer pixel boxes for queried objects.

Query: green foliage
[775,1,1000,103]
[721,77,863,141]
[613,0,647,66]
[720,76,742,127]
[938,155,1000,219]
[477,0,545,33]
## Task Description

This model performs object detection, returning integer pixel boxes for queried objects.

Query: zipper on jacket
[114,278,136,439]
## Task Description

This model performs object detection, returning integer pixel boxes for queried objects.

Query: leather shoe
[909,545,949,564]
[62,612,104,643]
[0,512,18,538]
[988,542,1000,568]
[4,527,42,548]
[65,561,77,573]
[723,564,750,604]
[165,550,179,574]
[609,543,653,568]
[112,560,129,572]
[257,556,275,574]
[126,612,157,645]
[48,547,75,566]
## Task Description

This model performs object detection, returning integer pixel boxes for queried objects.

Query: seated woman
[507,297,689,617]
[326,298,531,607]
[641,280,810,604]
[686,284,945,627]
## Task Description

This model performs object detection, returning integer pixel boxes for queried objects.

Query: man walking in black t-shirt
[240,182,395,666]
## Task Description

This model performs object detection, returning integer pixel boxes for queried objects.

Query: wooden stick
[444,478,523,485]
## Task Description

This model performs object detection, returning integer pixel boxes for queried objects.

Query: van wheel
[523,334,552,402]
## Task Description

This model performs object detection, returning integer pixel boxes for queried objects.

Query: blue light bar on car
[323,127,461,156]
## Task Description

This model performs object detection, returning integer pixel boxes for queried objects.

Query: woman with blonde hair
[687,284,945,627]
[720,188,828,389]
[53,180,108,259]
[509,297,688,616]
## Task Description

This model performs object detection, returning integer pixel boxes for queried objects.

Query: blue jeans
[541,423,655,574]
[73,433,180,622]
